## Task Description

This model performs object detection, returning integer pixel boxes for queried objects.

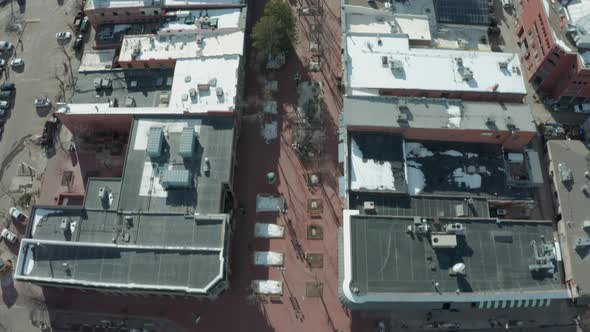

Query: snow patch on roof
[452,167,482,189]
[350,138,396,191]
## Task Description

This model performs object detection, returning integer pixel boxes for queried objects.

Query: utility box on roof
[161,169,192,189]
[146,127,164,158]
[179,127,195,159]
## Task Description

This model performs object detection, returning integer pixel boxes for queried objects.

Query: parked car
[80,17,89,33]
[73,35,83,50]
[0,59,5,67]
[574,104,590,113]
[10,58,24,68]
[0,100,10,110]
[0,82,15,91]
[56,31,72,41]
[34,96,50,108]
[9,207,28,225]
[0,90,13,99]
[0,41,13,52]
[1,228,17,243]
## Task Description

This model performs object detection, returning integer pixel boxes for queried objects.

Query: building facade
[516,0,590,105]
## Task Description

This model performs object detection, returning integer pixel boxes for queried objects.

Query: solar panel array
[434,0,491,26]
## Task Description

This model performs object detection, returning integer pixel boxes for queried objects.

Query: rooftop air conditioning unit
[98,187,108,201]
[460,67,474,81]
[363,201,376,213]
[216,87,224,97]
[455,57,463,66]
[60,218,71,231]
[498,61,509,69]
[398,113,408,123]
[431,234,457,248]
[444,223,465,234]
[390,60,404,72]
[381,56,388,67]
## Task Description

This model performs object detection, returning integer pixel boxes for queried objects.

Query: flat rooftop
[15,115,235,295]
[348,132,533,199]
[118,30,244,62]
[161,8,244,32]
[344,6,432,42]
[87,0,242,9]
[546,140,590,300]
[119,116,234,214]
[349,192,490,218]
[343,96,537,133]
[341,213,566,304]
[78,50,116,73]
[71,68,175,107]
[344,33,525,96]
[163,0,243,6]
[87,0,158,9]
[343,4,490,51]
[168,56,240,113]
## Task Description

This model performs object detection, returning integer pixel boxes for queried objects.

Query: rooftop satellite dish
[451,263,466,275]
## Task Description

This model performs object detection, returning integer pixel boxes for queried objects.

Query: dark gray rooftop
[343,96,536,133]
[84,178,122,211]
[118,115,234,214]
[349,193,490,218]
[350,215,563,295]
[17,115,235,295]
[71,68,174,107]
[348,131,533,199]
[19,241,222,290]
[405,140,532,199]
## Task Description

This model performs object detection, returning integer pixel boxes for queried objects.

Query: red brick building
[516,0,590,106]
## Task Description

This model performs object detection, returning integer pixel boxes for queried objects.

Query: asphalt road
[0,0,82,190]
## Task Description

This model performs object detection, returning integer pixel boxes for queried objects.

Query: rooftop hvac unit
[216,87,224,97]
[398,113,408,123]
[459,67,474,81]
[455,57,463,66]
[101,77,112,89]
[159,92,170,104]
[431,234,457,248]
[208,78,218,86]
[160,169,192,189]
[197,84,210,91]
[558,163,574,184]
[450,262,466,275]
[179,127,195,159]
[98,187,109,201]
[444,223,465,234]
[505,116,516,129]
[124,96,136,107]
[363,201,376,213]
[196,36,204,44]
[60,218,71,231]
[381,56,388,67]
[498,61,509,69]
[390,59,404,72]
[189,88,197,97]
[574,237,590,248]
[146,127,164,158]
